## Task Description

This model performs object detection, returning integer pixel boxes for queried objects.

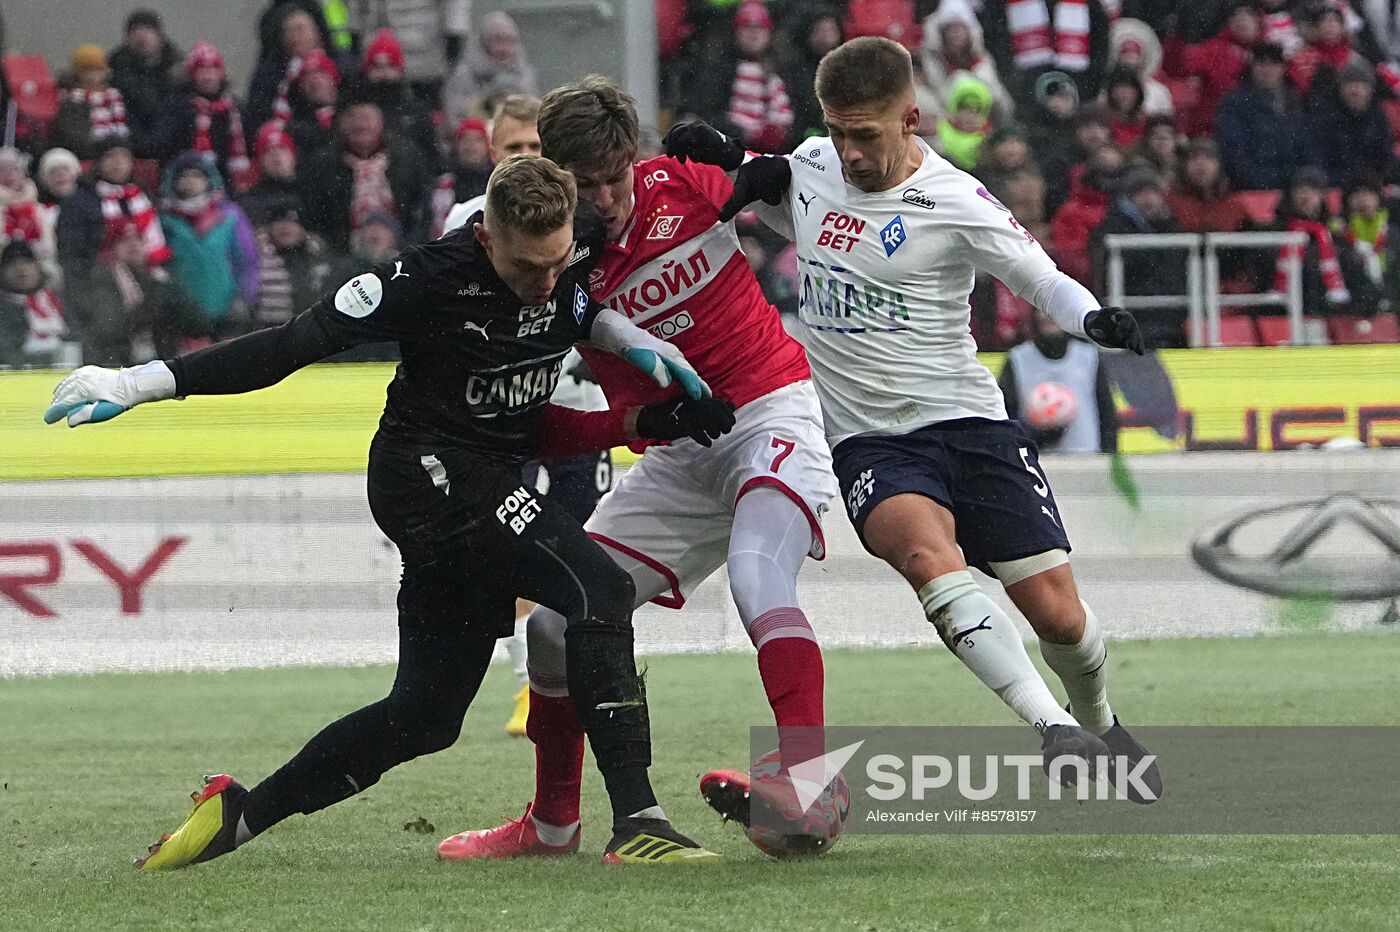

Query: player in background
[45,157,736,868]
[665,36,1163,834]
[438,76,839,861]
[441,95,614,738]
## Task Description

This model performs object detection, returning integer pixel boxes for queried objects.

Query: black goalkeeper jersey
[168,208,609,463]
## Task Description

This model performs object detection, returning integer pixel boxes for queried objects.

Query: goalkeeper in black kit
[45,156,736,867]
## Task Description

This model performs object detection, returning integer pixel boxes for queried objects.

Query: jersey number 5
[769,437,796,473]
[1018,447,1049,498]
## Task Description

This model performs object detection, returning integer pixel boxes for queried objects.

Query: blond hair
[538,75,638,171]
[484,155,576,236]
[492,94,541,125]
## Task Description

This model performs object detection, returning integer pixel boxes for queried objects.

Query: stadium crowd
[3,0,1400,369]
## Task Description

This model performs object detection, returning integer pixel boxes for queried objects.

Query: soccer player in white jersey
[665,36,1162,832]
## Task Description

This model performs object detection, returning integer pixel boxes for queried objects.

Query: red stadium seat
[1216,315,1259,346]
[3,54,59,125]
[1257,315,1324,345]
[1237,190,1281,225]
[1328,315,1400,344]
[844,0,921,50]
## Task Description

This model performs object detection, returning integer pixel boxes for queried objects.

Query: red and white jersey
[579,157,810,412]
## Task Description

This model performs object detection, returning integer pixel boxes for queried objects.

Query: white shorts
[586,380,837,608]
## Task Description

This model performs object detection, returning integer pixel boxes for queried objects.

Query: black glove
[636,397,737,447]
[1084,307,1145,355]
[663,120,745,172]
[718,155,792,223]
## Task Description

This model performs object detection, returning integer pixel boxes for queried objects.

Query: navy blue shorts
[831,418,1071,573]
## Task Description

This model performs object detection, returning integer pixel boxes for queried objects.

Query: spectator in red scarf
[56,139,170,296]
[242,123,301,225]
[917,0,1015,127]
[1102,67,1148,148]
[1163,1,1260,137]
[36,149,82,210]
[299,95,430,251]
[430,118,492,237]
[0,148,57,276]
[354,29,440,172]
[1166,138,1250,234]
[1051,143,1123,285]
[54,45,132,160]
[249,3,339,129]
[1291,4,1362,98]
[0,240,67,367]
[285,50,341,157]
[1274,166,1357,312]
[156,42,253,193]
[682,1,794,153]
[251,197,343,330]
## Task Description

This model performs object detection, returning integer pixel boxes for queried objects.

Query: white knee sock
[1038,600,1112,734]
[505,616,529,686]
[920,571,1076,732]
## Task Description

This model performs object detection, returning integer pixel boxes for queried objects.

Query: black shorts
[367,436,610,635]
[519,451,614,523]
[831,417,1071,572]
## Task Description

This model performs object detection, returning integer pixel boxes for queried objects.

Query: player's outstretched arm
[587,307,712,400]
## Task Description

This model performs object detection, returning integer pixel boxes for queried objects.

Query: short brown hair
[492,94,540,125]
[815,37,915,110]
[537,75,638,171]
[485,155,576,236]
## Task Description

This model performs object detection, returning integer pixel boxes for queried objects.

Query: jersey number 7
[769,437,795,473]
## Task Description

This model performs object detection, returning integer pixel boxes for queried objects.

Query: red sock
[525,689,584,826]
[751,609,825,772]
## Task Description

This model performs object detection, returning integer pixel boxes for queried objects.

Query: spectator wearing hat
[252,197,343,329]
[1051,142,1124,286]
[933,75,996,171]
[108,10,182,156]
[781,7,843,143]
[0,148,57,276]
[1023,71,1084,215]
[1092,166,1188,347]
[352,29,440,171]
[0,240,67,368]
[347,0,471,100]
[1101,67,1148,149]
[430,118,492,237]
[442,11,538,126]
[54,45,131,160]
[35,149,82,257]
[156,42,253,193]
[1167,138,1251,235]
[158,152,261,339]
[1308,59,1397,190]
[300,96,429,251]
[1105,18,1172,118]
[917,0,1014,129]
[285,50,342,156]
[1215,42,1318,191]
[1272,165,1362,312]
[57,139,170,296]
[977,0,1113,107]
[680,1,794,153]
[1163,1,1260,136]
[242,123,302,226]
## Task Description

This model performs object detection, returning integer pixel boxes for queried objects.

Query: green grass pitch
[5,633,1400,931]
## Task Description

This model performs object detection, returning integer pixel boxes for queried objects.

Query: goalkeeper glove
[43,361,178,427]
[1084,307,1146,355]
[636,397,737,447]
[662,120,745,172]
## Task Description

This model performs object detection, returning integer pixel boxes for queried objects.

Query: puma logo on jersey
[462,320,490,340]
[391,260,410,280]
[797,192,814,215]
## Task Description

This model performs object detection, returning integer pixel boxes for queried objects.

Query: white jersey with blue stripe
[757,137,1094,447]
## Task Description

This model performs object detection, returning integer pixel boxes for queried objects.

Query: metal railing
[1104,231,1310,347]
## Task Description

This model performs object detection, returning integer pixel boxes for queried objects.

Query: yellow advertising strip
[2,346,1397,480]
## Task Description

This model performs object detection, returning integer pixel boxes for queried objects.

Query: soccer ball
[743,747,852,859]
[1026,381,1079,431]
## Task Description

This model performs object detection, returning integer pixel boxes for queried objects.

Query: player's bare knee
[1004,561,1084,643]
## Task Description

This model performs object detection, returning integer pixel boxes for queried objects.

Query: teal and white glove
[43,360,178,427]
[589,308,712,400]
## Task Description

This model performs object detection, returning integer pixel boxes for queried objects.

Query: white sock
[919,571,1076,732]
[1039,600,1113,734]
[505,617,529,685]
[628,805,667,822]
[530,813,580,846]
[235,813,253,847]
